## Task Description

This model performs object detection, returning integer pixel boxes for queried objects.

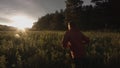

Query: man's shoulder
[65,30,70,33]
[64,30,71,36]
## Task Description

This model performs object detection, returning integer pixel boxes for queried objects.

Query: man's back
[63,28,89,58]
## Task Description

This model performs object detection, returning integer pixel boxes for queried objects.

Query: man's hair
[69,21,77,28]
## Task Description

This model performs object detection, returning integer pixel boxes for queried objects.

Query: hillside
[0,25,16,31]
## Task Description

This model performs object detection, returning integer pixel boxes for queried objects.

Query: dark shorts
[73,57,88,68]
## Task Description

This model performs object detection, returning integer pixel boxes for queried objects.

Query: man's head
[67,21,77,30]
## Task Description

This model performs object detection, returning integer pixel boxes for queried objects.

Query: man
[62,21,90,68]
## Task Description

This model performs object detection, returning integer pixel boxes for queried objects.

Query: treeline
[0,25,16,31]
[32,10,65,30]
[32,0,120,31]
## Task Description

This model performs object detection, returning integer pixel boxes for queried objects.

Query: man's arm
[62,31,70,48]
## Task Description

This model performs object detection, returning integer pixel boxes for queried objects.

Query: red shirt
[62,28,89,59]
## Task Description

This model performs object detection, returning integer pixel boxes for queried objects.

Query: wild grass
[0,31,120,68]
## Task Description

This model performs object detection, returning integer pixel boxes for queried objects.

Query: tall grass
[0,31,120,68]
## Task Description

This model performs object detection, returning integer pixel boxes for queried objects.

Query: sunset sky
[0,0,92,29]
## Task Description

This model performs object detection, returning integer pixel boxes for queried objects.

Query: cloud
[0,0,91,18]
[0,0,92,25]
[0,0,66,23]
[0,0,48,19]
[0,17,12,23]
[32,0,65,13]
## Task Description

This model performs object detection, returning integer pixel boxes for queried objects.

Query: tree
[32,10,65,30]
[91,0,120,30]
[32,0,120,31]
[49,10,65,30]
[32,14,51,30]
[65,0,83,25]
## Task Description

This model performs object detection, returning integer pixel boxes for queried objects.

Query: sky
[0,0,92,28]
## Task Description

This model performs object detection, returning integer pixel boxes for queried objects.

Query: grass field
[0,31,120,68]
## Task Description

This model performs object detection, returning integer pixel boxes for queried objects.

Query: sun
[10,15,35,31]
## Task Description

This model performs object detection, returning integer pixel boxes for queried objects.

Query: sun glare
[9,15,35,31]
